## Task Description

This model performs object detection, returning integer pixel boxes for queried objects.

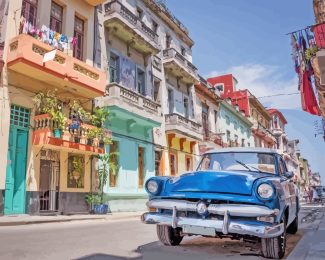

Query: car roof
[203,147,279,155]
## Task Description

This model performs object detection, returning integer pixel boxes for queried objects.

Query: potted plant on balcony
[86,127,100,146]
[91,107,109,128]
[51,110,65,138]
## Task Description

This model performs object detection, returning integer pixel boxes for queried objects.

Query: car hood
[163,170,268,196]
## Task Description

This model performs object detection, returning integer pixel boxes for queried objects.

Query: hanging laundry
[71,37,77,46]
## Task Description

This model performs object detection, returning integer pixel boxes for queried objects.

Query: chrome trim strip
[142,212,284,238]
[207,204,276,217]
[147,199,277,217]
[147,199,197,212]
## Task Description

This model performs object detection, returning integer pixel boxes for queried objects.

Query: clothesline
[19,17,78,53]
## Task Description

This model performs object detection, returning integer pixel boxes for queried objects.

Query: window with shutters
[50,2,63,33]
[21,0,38,27]
[73,16,84,60]
[109,52,119,83]
[136,67,145,95]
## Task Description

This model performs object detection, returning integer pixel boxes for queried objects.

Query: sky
[165,0,325,180]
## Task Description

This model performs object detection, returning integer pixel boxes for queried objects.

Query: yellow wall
[167,135,197,175]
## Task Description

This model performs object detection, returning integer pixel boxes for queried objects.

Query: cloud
[206,64,300,109]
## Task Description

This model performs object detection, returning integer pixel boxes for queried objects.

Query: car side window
[280,157,288,173]
[277,156,285,176]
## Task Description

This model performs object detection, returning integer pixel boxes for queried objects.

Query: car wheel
[287,215,298,234]
[261,217,286,259]
[156,224,183,246]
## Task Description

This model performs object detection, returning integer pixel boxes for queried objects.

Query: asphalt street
[0,205,323,260]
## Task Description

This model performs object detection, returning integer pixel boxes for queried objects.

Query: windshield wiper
[235,160,263,173]
[235,160,252,171]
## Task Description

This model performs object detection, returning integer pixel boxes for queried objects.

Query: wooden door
[138,147,145,188]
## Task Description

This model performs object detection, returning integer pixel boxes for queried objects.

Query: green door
[4,105,30,215]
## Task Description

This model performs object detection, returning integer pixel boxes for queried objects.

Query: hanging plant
[305,45,319,61]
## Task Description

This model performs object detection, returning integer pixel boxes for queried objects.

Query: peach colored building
[0,0,106,215]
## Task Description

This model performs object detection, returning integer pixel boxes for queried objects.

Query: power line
[257,92,300,99]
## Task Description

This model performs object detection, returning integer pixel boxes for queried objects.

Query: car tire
[261,217,286,259]
[287,215,298,234]
[156,224,183,246]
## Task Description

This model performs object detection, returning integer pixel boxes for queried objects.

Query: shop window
[109,141,119,187]
[21,0,38,27]
[169,152,177,176]
[109,52,119,83]
[185,155,192,172]
[73,16,84,60]
[67,155,85,188]
[50,1,63,33]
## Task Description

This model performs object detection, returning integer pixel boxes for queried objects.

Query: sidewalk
[288,206,325,260]
[0,211,143,226]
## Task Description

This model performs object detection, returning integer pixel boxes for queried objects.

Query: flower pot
[53,129,62,138]
[93,204,109,214]
[87,138,94,146]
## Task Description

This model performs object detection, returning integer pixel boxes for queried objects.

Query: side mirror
[284,171,294,179]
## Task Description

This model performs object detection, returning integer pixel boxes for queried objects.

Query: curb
[0,217,106,227]
[0,213,143,227]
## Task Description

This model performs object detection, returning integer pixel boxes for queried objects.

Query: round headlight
[257,183,274,199]
[147,180,159,194]
[197,201,208,215]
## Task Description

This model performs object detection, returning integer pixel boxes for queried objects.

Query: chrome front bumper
[141,199,283,238]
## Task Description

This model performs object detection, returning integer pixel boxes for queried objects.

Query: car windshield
[197,152,276,174]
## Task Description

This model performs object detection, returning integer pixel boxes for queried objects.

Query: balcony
[165,113,203,140]
[97,83,162,124]
[163,48,199,84]
[32,114,110,155]
[7,34,106,98]
[104,0,160,55]
[271,127,284,136]
[84,0,106,6]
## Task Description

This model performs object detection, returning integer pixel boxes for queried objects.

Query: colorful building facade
[217,100,254,148]
[195,76,223,153]
[0,0,107,215]
[208,74,276,148]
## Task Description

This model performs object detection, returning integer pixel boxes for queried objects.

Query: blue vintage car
[141,148,299,259]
